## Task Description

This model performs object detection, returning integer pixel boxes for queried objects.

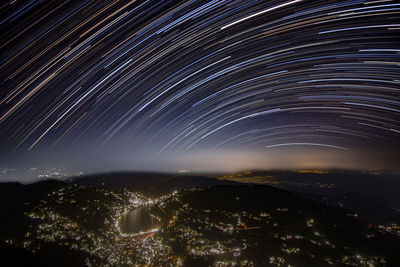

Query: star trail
[0,0,399,171]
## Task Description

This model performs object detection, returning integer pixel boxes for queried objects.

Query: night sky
[0,0,399,172]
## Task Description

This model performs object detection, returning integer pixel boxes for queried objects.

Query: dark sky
[0,0,399,172]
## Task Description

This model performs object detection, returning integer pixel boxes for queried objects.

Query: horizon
[2,167,399,185]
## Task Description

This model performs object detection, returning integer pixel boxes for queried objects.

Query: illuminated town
[0,176,396,266]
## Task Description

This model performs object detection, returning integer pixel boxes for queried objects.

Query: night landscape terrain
[1,171,400,266]
[1,0,399,266]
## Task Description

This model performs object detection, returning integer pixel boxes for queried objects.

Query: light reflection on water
[119,205,160,234]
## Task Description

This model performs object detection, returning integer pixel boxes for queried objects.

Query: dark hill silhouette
[0,180,67,239]
[70,171,240,195]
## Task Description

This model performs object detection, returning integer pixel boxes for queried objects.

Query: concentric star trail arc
[0,0,399,169]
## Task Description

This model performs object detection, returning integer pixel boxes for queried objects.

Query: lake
[119,205,160,234]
